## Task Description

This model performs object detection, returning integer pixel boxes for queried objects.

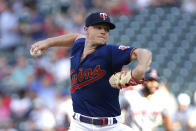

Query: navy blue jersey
[70,38,134,117]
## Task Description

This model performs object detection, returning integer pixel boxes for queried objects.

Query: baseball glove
[109,70,145,89]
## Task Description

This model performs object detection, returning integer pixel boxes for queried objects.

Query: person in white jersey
[122,69,173,131]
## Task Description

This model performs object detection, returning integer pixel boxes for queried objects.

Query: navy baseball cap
[85,12,115,30]
[145,69,160,81]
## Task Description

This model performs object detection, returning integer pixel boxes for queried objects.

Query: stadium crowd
[0,0,196,130]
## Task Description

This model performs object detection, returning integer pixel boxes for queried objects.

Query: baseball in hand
[30,48,41,57]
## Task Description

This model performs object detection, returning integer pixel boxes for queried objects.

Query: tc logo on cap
[99,13,108,20]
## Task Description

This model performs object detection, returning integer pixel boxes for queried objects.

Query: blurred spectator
[134,0,179,9]
[59,0,71,14]
[43,16,60,37]
[12,0,25,14]
[153,82,178,118]
[83,0,93,10]
[91,0,105,11]
[187,91,196,130]
[68,11,85,34]
[21,0,47,43]
[30,67,56,109]
[54,12,68,35]
[0,118,17,131]
[135,0,153,9]
[0,91,11,110]
[9,89,32,129]
[38,47,71,84]
[70,0,86,14]
[0,55,13,89]
[0,1,20,51]
[121,69,173,131]
[172,93,193,131]
[10,54,33,89]
[150,0,178,7]
[51,48,71,83]
[0,0,6,13]
[54,92,73,130]
[29,98,56,131]
[53,1,70,35]
[0,92,10,128]
[61,11,85,34]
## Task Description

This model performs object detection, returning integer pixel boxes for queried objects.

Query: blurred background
[0,0,196,131]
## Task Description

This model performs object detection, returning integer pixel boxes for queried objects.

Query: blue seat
[164,41,174,50]
[167,61,176,70]
[189,52,196,62]
[163,68,172,78]
[184,60,193,70]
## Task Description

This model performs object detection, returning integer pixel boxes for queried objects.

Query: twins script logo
[70,65,106,93]
[99,13,108,20]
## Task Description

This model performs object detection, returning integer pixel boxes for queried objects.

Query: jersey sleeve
[71,38,85,55]
[110,45,135,72]
[71,38,85,49]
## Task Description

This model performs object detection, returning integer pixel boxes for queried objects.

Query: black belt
[73,113,117,126]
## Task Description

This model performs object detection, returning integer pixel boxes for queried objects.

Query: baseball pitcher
[30,12,152,131]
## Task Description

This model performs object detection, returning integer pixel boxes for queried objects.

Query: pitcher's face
[85,23,110,45]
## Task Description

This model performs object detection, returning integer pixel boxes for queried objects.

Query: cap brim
[105,22,115,30]
[146,78,160,82]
